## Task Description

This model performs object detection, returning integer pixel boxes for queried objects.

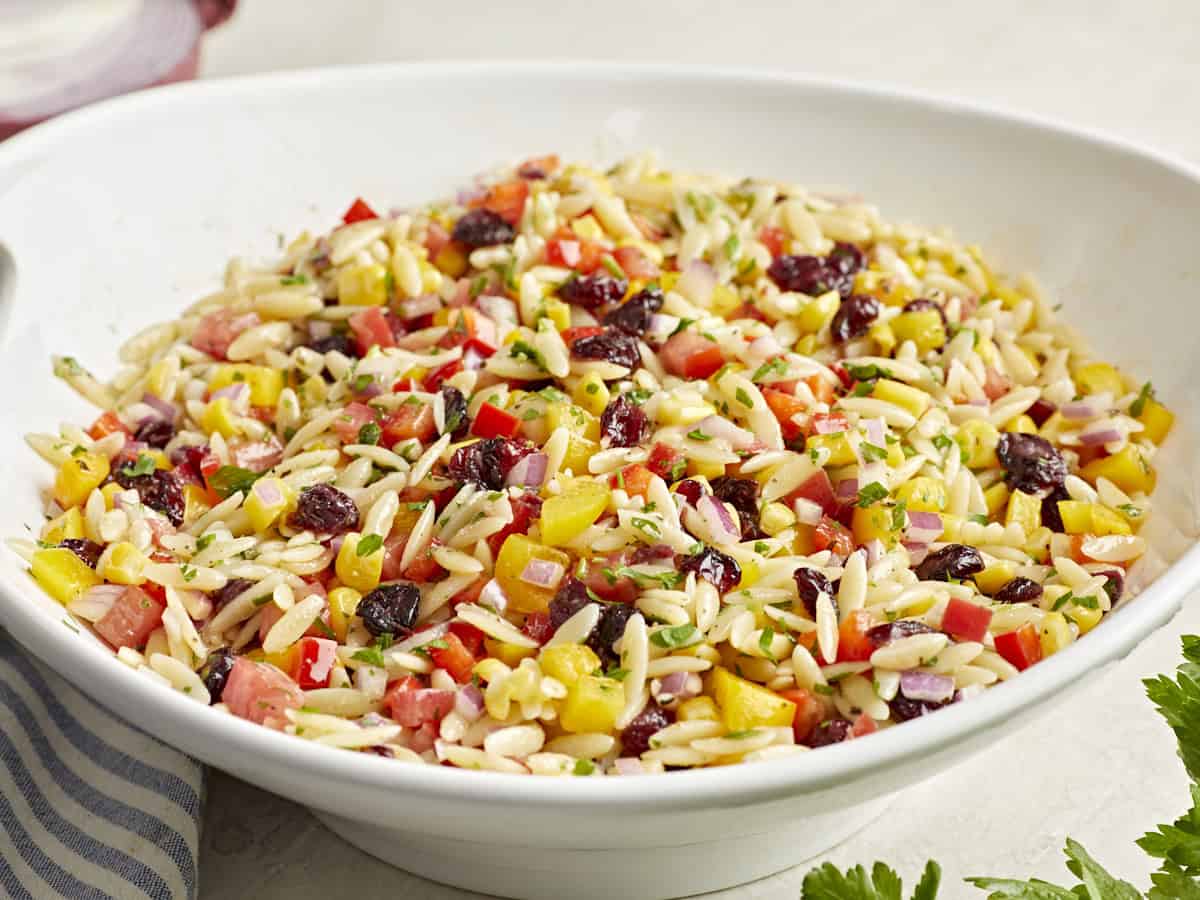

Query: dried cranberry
[827,242,866,277]
[620,702,675,757]
[767,255,838,296]
[440,385,469,438]
[134,419,175,449]
[58,539,103,569]
[1099,569,1125,605]
[599,395,648,448]
[1041,485,1070,533]
[678,547,741,593]
[451,209,514,248]
[830,295,880,343]
[890,695,951,722]
[113,468,184,526]
[628,544,675,565]
[997,432,1067,495]
[548,578,593,630]
[866,619,936,646]
[560,273,627,310]
[792,568,836,618]
[902,297,948,326]
[289,483,360,535]
[446,437,507,490]
[1027,398,1057,427]
[711,476,762,539]
[358,583,421,637]
[308,333,359,358]
[200,648,236,703]
[210,578,253,610]
[914,544,984,582]
[674,479,705,506]
[993,577,1044,605]
[586,603,636,667]
[570,329,641,370]
[807,718,852,747]
[602,286,663,336]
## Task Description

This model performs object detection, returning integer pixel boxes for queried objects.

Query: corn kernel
[539,644,600,687]
[335,532,384,592]
[572,372,610,416]
[677,696,721,722]
[974,562,1015,595]
[31,548,101,605]
[98,541,147,585]
[41,507,84,543]
[1005,415,1037,434]
[895,476,948,512]
[201,396,240,438]
[1039,611,1073,657]
[983,482,1010,518]
[871,379,931,418]
[327,587,362,643]
[956,419,1001,469]
[336,262,389,306]
[797,291,840,333]
[54,451,110,510]
[760,502,795,537]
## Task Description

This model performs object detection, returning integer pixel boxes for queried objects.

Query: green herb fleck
[356,534,383,557]
[120,454,157,479]
[357,422,381,445]
[649,624,698,649]
[856,482,888,508]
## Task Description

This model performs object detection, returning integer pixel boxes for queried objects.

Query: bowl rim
[1,60,1197,813]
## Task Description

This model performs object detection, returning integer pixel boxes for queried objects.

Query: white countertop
[196,3,1200,896]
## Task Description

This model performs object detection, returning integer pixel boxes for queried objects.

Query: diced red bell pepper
[471,402,521,439]
[776,687,826,744]
[342,197,379,225]
[758,225,787,258]
[646,442,687,483]
[560,325,606,346]
[850,712,879,738]
[787,471,839,517]
[994,623,1043,671]
[348,307,396,356]
[474,180,529,226]
[813,515,855,557]
[422,359,464,392]
[941,597,993,643]
[93,586,165,650]
[381,403,437,444]
[486,491,542,554]
[836,609,876,663]
[830,364,854,392]
[763,387,808,441]
[612,245,659,279]
[448,621,486,656]
[659,332,725,380]
[332,402,379,444]
[87,411,132,441]
[429,632,477,684]
[611,463,654,497]
[293,637,339,689]
[522,611,555,645]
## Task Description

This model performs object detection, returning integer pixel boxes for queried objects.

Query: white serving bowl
[0,64,1198,900]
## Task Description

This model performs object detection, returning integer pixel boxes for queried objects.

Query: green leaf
[649,624,698,649]
[1145,635,1200,783]
[120,454,157,478]
[1131,381,1155,418]
[280,274,308,285]
[208,465,262,498]
[1138,785,1200,871]
[857,482,889,508]
[963,877,1079,899]
[1064,838,1142,899]
[912,862,943,900]
[356,534,383,557]
[1148,862,1200,899]
[801,860,932,900]
[861,442,889,462]
[352,646,386,667]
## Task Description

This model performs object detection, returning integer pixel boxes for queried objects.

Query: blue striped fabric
[0,630,204,899]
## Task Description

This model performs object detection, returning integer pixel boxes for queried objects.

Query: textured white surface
[196,3,1200,897]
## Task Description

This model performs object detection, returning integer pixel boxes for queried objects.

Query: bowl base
[312,792,892,899]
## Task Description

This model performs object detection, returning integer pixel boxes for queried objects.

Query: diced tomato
[941,597,993,643]
[584,557,637,604]
[547,228,604,273]
[763,387,808,441]
[401,541,446,584]
[646,442,687,483]
[810,412,849,435]
[385,677,455,728]
[341,197,379,225]
[786,471,839,517]
[438,308,497,355]
[806,374,837,405]
[424,221,452,259]
[836,610,876,663]
[422,359,464,392]
[450,576,489,609]
[332,402,379,444]
[448,621,486,656]
[561,325,606,346]
[471,402,521,439]
[611,463,654,497]
[522,611,555,645]
[850,712,878,738]
[223,657,304,728]
[830,364,854,392]
[473,180,529,226]
[191,309,260,360]
[381,403,437,444]
[982,367,1012,401]
[380,536,409,582]
[813,515,855,557]
[429,632,476,684]
[612,245,659,279]
[517,154,560,179]
[994,622,1042,671]
[758,225,787,258]
[777,687,826,744]
[93,586,164,650]
[659,332,725,380]
[87,411,131,441]
[486,491,542,554]
[230,435,284,473]
[293,637,339,689]
[348,307,396,355]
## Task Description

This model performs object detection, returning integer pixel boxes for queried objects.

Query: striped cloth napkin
[0,630,204,899]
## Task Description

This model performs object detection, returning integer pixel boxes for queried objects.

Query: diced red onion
[813,417,846,435]
[455,684,486,722]
[252,479,283,506]
[863,417,885,447]
[141,392,178,422]
[836,478,859,501]
[400,294,442,319]
[1078,425,1123,446]
[505,452,548,488]
[647,313,681,344]
[905,511,943,544]
[658,671,701,700]
[697,494,741,545]
[477,578,508,614]
[476,295,518,324]
[793,497,824,527]
[694,415,757,450]
[675,260,717,306]
[520,558,565,589]
[1061,393,1110,420]
[900,670,956,703]
[864,541,885,566]
[614,757,645,776]
[211,382,249,403]
[82,583,127,607]
[903,541,931,565]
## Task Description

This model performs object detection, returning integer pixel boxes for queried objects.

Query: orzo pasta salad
[14,153,1175,775]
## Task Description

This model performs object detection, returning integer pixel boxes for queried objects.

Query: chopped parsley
[120,454,156,479]
[196,533,216,552]
[735,387,754,408]
[968,513,990,526]
[509,340,543,366]
[931,433,954,453]
[179,564,197,582]
[851,381,875,397]
[845,363,893,382]
[604,666,629,681]
[357,422,382,445]
[1130,381,1155,417]
[758,627,776,659]
[723,234,741,259]
[356,534,383,557]
[751,357,788,383]
[891,501,908,532]
[351,373,374,393]
[649,624,698,649]
[1118,503,1143,519]
[630,516,661,537]
[352,646,386,667]
[856,482,889,508]
[280,274,308,285]
[686,429,712,442]
[208,465,262,499]
[860,442,889,463]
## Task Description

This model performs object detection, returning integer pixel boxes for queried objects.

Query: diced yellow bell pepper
[709,284,740,317]
[183,484,211,524]
[939,514,964,542]
[53,451,110,510]
[560,433,600,477]
[677,696,721,722]
[539,644,600,687]
[1005,490,1042,535]
[570,214,605,242]
[334,532,385,592]
[494,534,571,613]
[433,243,468,277]
[559,675,625,733]
[974,562,1015,595]
[1068,602,1103,634]
[956,419,1001,469]
[1090,504,1132,536]
[656,396,715,427]
[853,270,913,307]
[41,507,84,543]
[546,401,600,442]
[868,321,896,355]
[895,476,947,512]
[712,667,796,732]
[541,297,571,332]
[889,310,946,354]
[807,432,857,467]
[1137,398,1174,444]
[209,364,286,407]
[1056,500,1092,535]
[327,587,362,642]
[1004,415,1037,434]
[983,482,1010,518]
[735,556,761,590]
[244,476,296,532]
[31,547,101,605]
[483,637,537,667]
[1081,445,1155,495]
[1039,611,1073,657]
[336,262,389,306]
[760,502,795,537]
[300,374,328,406]
[98,541,147,585]
[851,503,901,547]
[572,372,610,417]
[871,379,930,418]
[1073,362,1124,398]
[146,359,173,398]
[201,396,240,439]
[1023,526,1053,563]
[687,457,727,480]
[540,480,611,547]
[797,291,840,333]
